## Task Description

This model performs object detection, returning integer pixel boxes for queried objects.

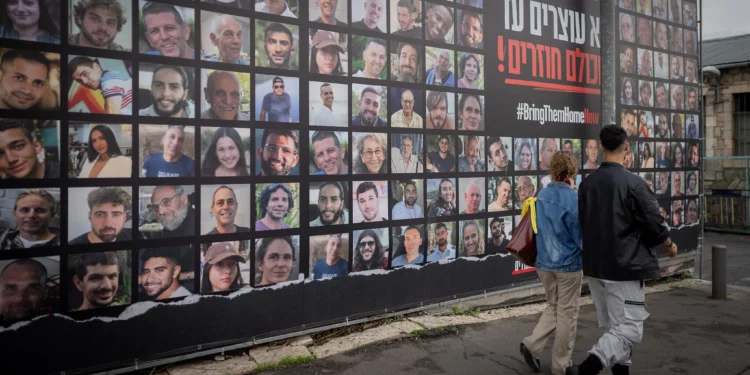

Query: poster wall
[0,0,696,373]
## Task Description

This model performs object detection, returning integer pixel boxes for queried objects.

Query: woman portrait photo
[200,127,251,177]
[254,236,299,286]
[427,178,457,218]
[70,123,132,178]
[640,142,655,168]
[309,29,347,76]
[352,228,389,272]
[0,0,60,43]
[200,241,248,293]
[458,93,484,131]
[514,138,537,171]
[621,77,637,106]
[672,142,684,168]
[353,132,388,175]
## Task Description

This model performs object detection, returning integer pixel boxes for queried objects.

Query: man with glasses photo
[141,186,194,239]
[259,76,292,122]
[391,89,423,128]
[257,129,299,176]
[458,10,483,48]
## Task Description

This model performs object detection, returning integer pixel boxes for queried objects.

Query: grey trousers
[587,277,649,369]
[522,270,583,375]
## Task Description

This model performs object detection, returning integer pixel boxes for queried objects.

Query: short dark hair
[499,177,511,187]
[404,225,421,236]
[0,50,51,78]
[356,181,378,199]
[434,222,447,232]
[264,22,294,44]
[396,0,414,12]
[461,11,483,28]
[152,65,189,91]
[360,86,380,100]
[74,0,127,31]
[141,247,180,267]
[261,129,299,151]
[365,38,386,51]
[600,125,628,152]
[87,187,131,211]
[397,42,421,65]
[142,2,184,25]
[0,118,34,142]
[74,252,119,280]
[256,236,296,263]
[563,139,573,147]
[312,131,341,147]
[319,181,345,201]
[403,180,417,191]
[490,217,504,228]
[438,134,451,144]
[69,56,99,84]
[259,183,294,218]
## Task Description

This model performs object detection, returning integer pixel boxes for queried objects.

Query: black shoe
[519,343,541,372]
[612,364,630,375]
[565,366,580,375]
[566,354,603,375]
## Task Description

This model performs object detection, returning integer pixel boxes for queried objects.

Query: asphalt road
[699,231,750,288]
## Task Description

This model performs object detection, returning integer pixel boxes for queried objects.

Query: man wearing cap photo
[140,247,192,300]
[352,0,384,33]
[205,186,250,235]
[260,77,292,122]
[310,31,346,75]
[202,242,246,293]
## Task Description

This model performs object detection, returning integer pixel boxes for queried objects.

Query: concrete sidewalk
[262,280,750,375]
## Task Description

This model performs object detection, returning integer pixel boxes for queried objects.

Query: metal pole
[698,0,705,279]
[601,0,617,125]
[711,245,727,300]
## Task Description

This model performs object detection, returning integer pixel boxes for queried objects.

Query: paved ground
[700,231,750,288]
[268,283,750,375]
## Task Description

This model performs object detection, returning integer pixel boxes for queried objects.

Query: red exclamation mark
[497,36,505,73]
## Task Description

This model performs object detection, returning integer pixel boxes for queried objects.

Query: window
[734,93,750,155]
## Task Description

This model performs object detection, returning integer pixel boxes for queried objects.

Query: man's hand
[667,242,678,258]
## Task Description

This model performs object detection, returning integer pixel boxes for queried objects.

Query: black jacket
[578,162,669,281]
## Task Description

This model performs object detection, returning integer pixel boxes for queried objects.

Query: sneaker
[565,366,580,375]
[519,343,541,372]
[612,364,630,375]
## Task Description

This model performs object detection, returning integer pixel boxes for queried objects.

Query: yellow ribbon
[520,197,538,234]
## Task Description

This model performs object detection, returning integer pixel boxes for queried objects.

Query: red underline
[505,79,602,95]
[512,267,537,275]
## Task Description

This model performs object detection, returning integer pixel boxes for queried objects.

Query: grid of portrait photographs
[617,0,701,231]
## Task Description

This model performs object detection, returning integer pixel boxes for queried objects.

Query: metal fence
[705,191,750,232]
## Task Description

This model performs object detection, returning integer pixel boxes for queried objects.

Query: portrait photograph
[486,136,513,172]
[0,119,60,180]
[68,123,132,178]
[255,0,300,18]
[670,113,684,138]
[255,74,300,123]
[352,83,388,127]
[0,0,60,44]
[200,69,251,121]
[390,224,425,267]
[514,138,537,172]
[68,55,132,114]
[254,183,301,231]
[426,178,457,219]
[637,17,652,46]
[638,80,653,107]
[619,45,635,74]
[654,51,669,79]
[684,30,697,55]
[637,110,654,138]
[0,256,60,323]
[425,221,456,262]
[653,0,667,19]
[640,172,656,192]
[138,185,196,239]
[391,133,424,174]
[654,21,668,50]
[619,13,634,43]
[389,87,424,129]
[687,140,700,167]
[201,0,250,11]
[200,184,251,235]
[683,1,696,27]
[457,135,484,172]
[637,0,652,15]
[137,245,195,301]
[350,35,388,80]
[671,141,685,168]
[487,216,513,255]
[670,200,683,227]
[310,233,350,280]
[561,139,582,169]
[68,0,131,50]
[685,198,699,225]
[310,130,349,175]
[685,114,700,139]
[309,29,348,76]
[390,179,425,221]
[457,52,484,90]
[68,186,132,245]
[200,126,251,177]
[139,125,196,178]
[514,175,537,210]
[352,227,390,272]
[425,90,455,130]
[583,139,602,169]
[309,181,350,226]
[390,0,423,39]
[425,134,456,173]
[138,63,196,118]
[672,171,684,197]
[458,177,486,215]
[640,141,655,168]
[655,171,670,196]
[352,0,386,33]
[309,81,349,127]
[390,41,423,83]
[671,84,684,110]
[669,25,683,53]
[200,241,250,293]
[425,47,455,87]
[425,2,455,44]
[655,141,671,168]
[536,138,560,171]
[352,180,389,223]
[668,0,682,23]
[685,59,698,84]
[487,176,513,212]
[457,93,484,131]
[67,250,131,311]
[654,112,670,138]
[200,11,251,66]
[669,55,684,81]
[255,20,299,70]
[458,219,485,257]
[685,171,699,196]
[138,1,196,59]
[637,48,652,77]
[0,188,61,250]
[254,235,300,286]
[352,132,387,175]
[623,141,638,169]
[456,9,483,49]
[619,0,635,10]
[309,0,348,26]
[254,128,300,176]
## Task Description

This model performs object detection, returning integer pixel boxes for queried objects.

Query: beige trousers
[522,270,583,375]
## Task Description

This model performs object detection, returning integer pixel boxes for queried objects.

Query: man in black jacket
[568,125,677,375]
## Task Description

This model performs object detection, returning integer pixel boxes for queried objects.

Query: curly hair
[258,184,294,218]
[353,229,387,272]
[73,0,128,31]
[550,151,578,181]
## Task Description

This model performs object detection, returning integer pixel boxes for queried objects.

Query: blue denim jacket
[535,181,583,272]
